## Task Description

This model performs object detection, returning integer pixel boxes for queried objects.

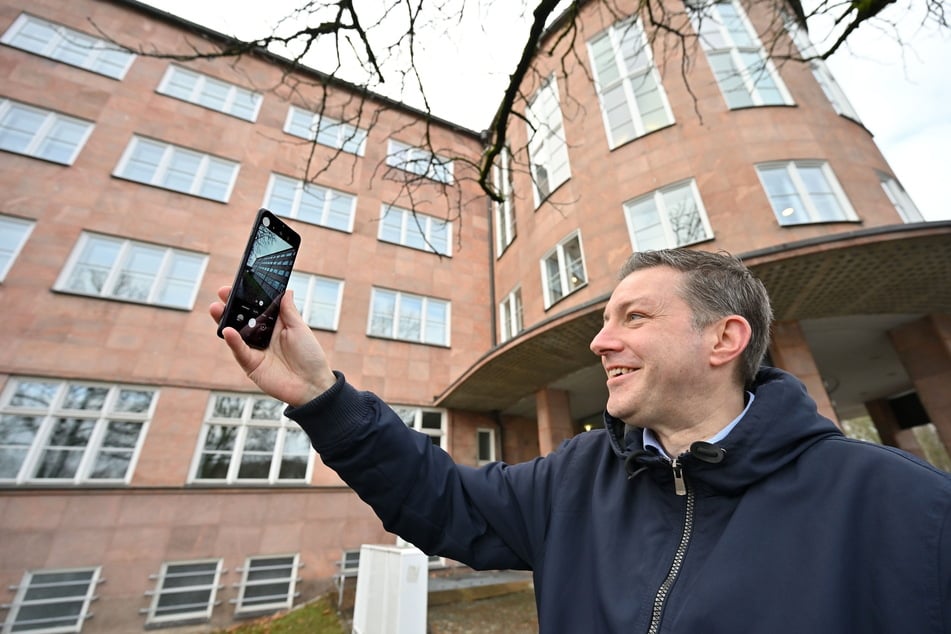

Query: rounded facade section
[495,0,907,333]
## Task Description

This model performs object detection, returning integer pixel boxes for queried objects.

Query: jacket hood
[603,366,844,494]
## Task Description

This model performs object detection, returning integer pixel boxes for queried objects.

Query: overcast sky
[143,0,950,221]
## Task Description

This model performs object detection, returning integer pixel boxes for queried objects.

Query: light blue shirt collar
[643,392,755,459]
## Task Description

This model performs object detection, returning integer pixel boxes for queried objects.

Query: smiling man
[212,248,951,633]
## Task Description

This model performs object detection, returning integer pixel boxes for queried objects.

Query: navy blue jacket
[288,367,951,633]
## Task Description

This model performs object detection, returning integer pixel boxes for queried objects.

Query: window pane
[370,290,396,337]
[398,295,423,341]
[113,244,163,301]
[36,118,87,163]
[0,104,45,153]
[162,150,201,192]
[9,381,59,409]
[424,301,448,345]
[0,415,40,478]
[65,236,120,295]
[114,389,154,413]
[157,251,203,307]
[124,139,165,183]
[267,176,298,217]
[62,385,108,411]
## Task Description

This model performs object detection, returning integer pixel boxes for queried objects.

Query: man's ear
[709,315,752,368]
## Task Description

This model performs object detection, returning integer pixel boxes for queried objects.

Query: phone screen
[217,209,301,349]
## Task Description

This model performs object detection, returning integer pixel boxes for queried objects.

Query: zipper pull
[671,457,686,496]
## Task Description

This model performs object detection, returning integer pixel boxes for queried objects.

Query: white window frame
[476,428,497,465]
[378,204,452,256]
[783,15,861,121]
[0,98,94,165]
[233,554,300,616]
[879,172,924,223]
[386,139,454,184]
[756,160,858,225]
[623,179,714,251]
[54,232,207,309]
[190,393,314,485]
[588,17,675,148]
[527,77,571,207]
[493,147,516,256]
[0,378,157,485]
[541,232,588,309]
[145,559,222,626]
[499,287,524,343]
[264,173,356,233]
[391,405,447,451]
[3,567,102,634]
[113,136,240,202]
[283,105,368,156]
[0,214,35,282]
[157,65,263,121]
[1,13,135,79]
[368,288,451,347]
[690,0,792,108]
[288,271,344,331]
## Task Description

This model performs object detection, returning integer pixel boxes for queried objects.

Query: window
[0,378,156,485]
[157,65,262,121]
[499,287,524,343]
[287,272,343,330]
[623,179,714,251]
[588,17,674,147]
[689,0,791,108]
[113,136,239,202]
[368,288,451,346]
[1,14,135,79]
[0,214,34,282]
[879,173,924,223]
[386,140,454,184]
[526,77,571,206]
[378,205,452,256]
[264,173,356,232]
[756,160,857,225]
[192,394,312,484]
[54,232,207,309]
[145,560,221,625]
[0,99,94,165]
[477,428,496,465]
[784,16,861,120]
[541,232,587,308]
[284,106,367,155]
[3,567,101,633]
[391,406,446,450]
[492,147,516,256]
[234,554,300,615]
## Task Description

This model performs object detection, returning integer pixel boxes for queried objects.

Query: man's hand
[210,286,337,407]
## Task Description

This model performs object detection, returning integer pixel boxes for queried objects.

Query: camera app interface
[227,216,297,348]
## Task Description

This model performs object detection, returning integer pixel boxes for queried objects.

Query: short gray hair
[618,249,773,386]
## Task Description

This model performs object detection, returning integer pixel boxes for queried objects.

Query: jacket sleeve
[285,372,555,571]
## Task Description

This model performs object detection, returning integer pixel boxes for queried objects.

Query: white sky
[143,0,950,221]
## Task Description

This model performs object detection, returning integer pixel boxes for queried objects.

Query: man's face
[589,266,714,428]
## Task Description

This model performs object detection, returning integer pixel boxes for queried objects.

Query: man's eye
[626,313,643,322]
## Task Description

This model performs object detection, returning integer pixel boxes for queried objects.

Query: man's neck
[647,390,748,458]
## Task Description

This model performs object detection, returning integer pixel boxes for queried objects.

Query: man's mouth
[607,367,636,378]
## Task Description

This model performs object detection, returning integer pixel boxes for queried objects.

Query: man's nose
[590,324,619,356]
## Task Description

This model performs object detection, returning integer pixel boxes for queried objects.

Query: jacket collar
[603,366,843,494]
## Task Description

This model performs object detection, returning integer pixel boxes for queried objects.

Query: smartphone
[217,208,301,349]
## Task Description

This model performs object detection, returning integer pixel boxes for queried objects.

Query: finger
[278,290,307,329]
[221,326,260,372]
[217,285,232,302]
[209,300,224,321]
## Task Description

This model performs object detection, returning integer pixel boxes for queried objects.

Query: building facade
[0,0,949,631]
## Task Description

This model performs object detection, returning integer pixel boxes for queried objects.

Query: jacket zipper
[646,457,695,634]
